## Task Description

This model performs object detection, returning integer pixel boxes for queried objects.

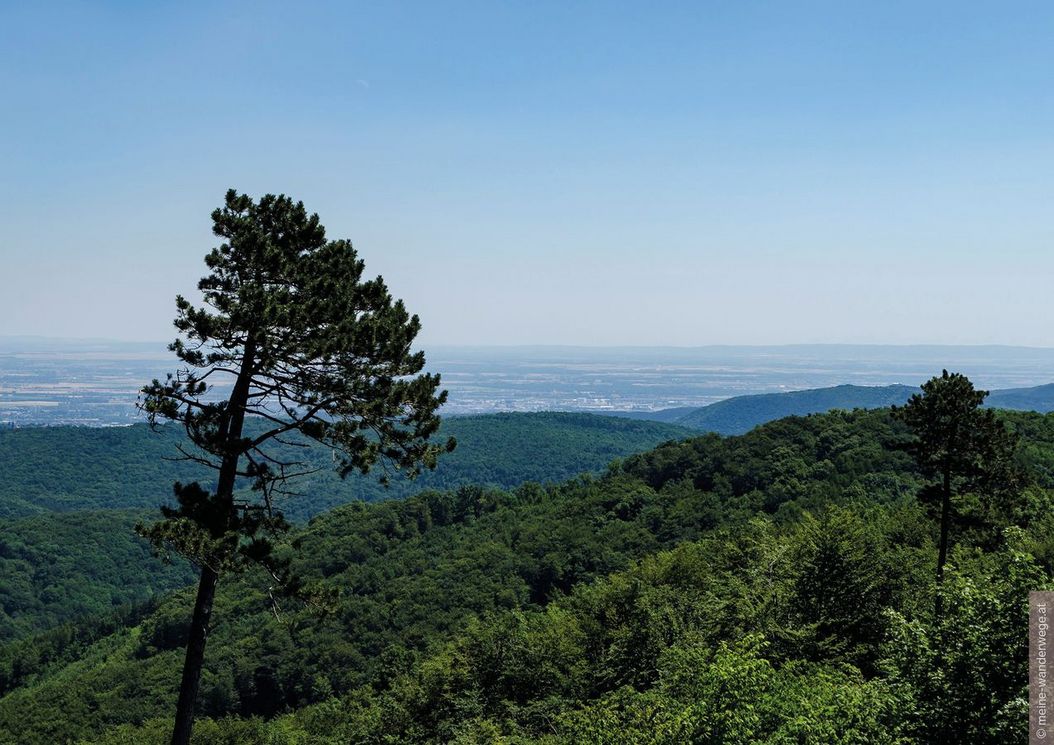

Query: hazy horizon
[8,335,1054,352]
[5,337,1054,426]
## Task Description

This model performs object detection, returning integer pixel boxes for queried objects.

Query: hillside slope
[674,384,917,434]
[988,382,1054,412]
[0,510,195,643]
[4,409,1053,743]
[0,412,692,520]
[620,382,1054,435]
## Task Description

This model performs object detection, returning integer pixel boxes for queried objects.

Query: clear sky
[1,1,1052,346]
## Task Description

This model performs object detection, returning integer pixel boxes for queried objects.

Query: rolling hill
[0,412,693,521]
[610,381,1054,435]
[0,510,195,643]
[673,384,917,434]
[1,408,1051,743]
[0,412,693,646]
[987,382,1054,412]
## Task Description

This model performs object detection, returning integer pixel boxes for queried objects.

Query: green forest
[0,413,690,520]
[0,413,684,644]
[2,406,1051,743]
[0,510,196,642]
[4,2,1048,741]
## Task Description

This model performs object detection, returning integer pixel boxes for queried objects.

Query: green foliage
[883,529,1043,744]
[0,426,204,518]
[896,370,1018,492]
[2,407,1054,743]
[0,413,692,521]
[558,639,906,745]
[0,510,193,643]
[785,506,893,673]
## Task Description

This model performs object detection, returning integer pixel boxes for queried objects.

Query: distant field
[4,340,1054,425]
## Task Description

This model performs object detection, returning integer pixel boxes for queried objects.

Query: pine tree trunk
[934,466,952,618]
[170,565,219,745]
[170,338,256,745]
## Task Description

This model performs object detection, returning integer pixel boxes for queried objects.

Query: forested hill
[0,412,689,649]
[672,384,917,434]
[3,408,1054,743]
[614,381,1054,435]
[0,510,196,643]
[0,412,692,521]
[988,382,1054,412]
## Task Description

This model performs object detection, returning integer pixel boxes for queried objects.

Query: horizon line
[4,335,1054,352]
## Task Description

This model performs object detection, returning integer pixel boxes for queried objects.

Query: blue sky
[1,1,1052,345]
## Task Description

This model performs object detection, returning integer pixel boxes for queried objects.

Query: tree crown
[895,369,1016,490]
[139,189,454,571]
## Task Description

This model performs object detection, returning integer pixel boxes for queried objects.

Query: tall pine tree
[895,370,1017,616]
[139,190,454,745]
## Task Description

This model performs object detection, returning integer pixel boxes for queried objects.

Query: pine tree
[139,189,454,745]
[895,370,1017,617]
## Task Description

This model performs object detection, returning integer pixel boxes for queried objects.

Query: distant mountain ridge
[987,383,1054,412]
[607,382,1054,435]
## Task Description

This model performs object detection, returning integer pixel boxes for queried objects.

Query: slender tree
[139,189,454,745]
[895,370,1017,616]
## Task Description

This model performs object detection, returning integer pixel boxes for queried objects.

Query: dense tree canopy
[1,407,1052,743]
[0,413,689,521]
